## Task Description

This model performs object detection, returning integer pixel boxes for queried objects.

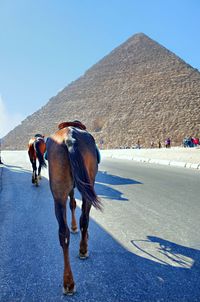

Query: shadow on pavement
[96,170,142,185]
[94,170,142,202]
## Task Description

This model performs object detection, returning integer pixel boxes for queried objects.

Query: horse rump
[34,139,47,168]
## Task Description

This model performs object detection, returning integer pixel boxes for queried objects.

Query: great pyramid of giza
[2,33,200,150]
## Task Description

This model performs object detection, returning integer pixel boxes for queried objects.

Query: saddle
[58,121,86,131]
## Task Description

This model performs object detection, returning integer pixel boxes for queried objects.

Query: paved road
[0,152,200,301]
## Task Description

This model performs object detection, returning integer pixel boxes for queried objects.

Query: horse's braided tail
[34,140,47,168]
[65,132,102,210]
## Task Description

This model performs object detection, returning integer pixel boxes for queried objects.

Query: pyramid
[2,33,200,150]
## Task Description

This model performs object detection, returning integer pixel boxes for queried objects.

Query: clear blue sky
[0,0,200,137]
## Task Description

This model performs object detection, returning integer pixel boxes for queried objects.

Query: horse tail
[65,130,102,210]
[34,140,47,168]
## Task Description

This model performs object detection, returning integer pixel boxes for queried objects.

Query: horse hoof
[79,251,89,260]
[63,285,76,295]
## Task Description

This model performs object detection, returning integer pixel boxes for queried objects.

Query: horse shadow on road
[96,170,142,185]
[0,165,200,302]
[95,170,142,201]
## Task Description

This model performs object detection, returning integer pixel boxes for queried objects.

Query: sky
[0,0,200,138]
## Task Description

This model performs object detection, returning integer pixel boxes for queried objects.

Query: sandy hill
[2,33,200,150]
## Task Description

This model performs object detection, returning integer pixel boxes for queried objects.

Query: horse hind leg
[79,199,91,259]
[54,201,76,295]
[34,164,39,186]
[32,171,39,186]
[69,189,78,233]
[32,172,35,184]
[35,160,44,185]
[35,175,39,186]
[38,163,42,180]
[31,160,38,185]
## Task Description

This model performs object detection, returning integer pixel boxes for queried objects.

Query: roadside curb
[101,151,200,170]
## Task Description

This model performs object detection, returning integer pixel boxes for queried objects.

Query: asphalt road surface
[0,151,200,302]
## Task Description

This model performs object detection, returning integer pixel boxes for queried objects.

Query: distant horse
[28,134,47,186]
[46,121,101,295]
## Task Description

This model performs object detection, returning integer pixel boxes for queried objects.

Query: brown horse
[28,134,47,186]
[46,121,101,295]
